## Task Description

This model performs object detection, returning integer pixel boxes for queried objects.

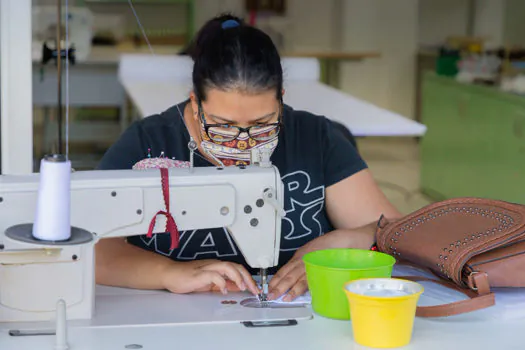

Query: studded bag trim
[375,197,525,317]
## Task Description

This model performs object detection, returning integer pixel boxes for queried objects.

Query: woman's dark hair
[186,14,283,102]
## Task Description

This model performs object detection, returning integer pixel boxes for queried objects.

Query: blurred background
[9,0,525,214]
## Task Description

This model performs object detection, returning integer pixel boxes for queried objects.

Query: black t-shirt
[97,100,367,274]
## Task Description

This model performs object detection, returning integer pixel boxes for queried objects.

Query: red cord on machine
[146,168,180,250]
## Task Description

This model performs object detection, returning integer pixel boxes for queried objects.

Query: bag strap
[395,274,496,317]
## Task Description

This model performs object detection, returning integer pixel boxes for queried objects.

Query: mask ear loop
[197,101,208,129]
[193,100,226,167]
[175,100,211,165]
[275,96,285,133]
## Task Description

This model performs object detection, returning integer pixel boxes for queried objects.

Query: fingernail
[267,293,275,300]
[283,295,292,302]
[240,282,246,291]
[221,288,228,295]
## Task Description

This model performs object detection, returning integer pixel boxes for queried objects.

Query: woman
[96,14,401,302]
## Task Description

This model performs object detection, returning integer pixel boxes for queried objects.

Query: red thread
[146,168,180,250]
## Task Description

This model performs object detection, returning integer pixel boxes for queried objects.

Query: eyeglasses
[199,103,282,143]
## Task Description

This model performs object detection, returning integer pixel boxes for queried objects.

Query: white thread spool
[32,154,72,241]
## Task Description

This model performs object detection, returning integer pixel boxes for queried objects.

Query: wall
[338,0,385,110]
[339,0,418,120]
[502,0,525,47]
[417,0,525,49]
[378,0,418,120]
[473,0,525,48]
[472,0,505,48]
[418,0,470,47]
[85,2,188,38]
[194,0,337,52]
[32,0,419,120]
[195,0,418,119]
[34,0,189,39]
[282,0,338,52]
[194,0,245,31]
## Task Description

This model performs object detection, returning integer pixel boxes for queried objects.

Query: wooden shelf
[83,0,192,4]
[282,51,381,60]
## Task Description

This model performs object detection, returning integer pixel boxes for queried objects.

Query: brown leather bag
[375,197,525,318]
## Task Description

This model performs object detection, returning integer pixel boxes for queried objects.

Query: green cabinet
[420,72,525,204]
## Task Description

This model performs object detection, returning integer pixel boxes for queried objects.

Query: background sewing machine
[0,150,312,331]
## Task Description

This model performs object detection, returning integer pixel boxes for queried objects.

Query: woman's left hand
[267,227,375,302]
[266,250,307,302]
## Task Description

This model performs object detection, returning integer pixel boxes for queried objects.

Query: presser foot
[257,292,269,307]
[258,268,269,305]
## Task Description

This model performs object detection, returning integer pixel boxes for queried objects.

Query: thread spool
[32,154,72,242]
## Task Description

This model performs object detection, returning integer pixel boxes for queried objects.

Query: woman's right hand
[161,260,260,296]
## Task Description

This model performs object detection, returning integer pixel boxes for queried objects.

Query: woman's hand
[266,252,307,302]
[267,226,376,302]
[160,259,260,296]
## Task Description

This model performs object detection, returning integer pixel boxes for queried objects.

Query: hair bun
[190,13,283,103]
[183,13,244,60]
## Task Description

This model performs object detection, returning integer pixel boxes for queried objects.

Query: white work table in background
[32,46,183,128]
[118,54,427,138]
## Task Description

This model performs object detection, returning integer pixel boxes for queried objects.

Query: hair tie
[221,19,240,29]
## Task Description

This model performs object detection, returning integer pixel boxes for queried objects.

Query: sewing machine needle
[259,268,268,304]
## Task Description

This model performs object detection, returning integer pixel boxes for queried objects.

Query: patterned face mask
[198,104,281,167]
[200,127,279,167]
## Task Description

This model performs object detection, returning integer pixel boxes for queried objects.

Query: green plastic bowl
[303,248,396,320]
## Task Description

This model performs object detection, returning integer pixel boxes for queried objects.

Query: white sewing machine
[0,149,294,327]
[1,155,525,350]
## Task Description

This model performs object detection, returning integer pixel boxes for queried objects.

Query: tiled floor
[357,137,434,215]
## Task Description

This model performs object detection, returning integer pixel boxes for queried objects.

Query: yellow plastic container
[344,278,424,348]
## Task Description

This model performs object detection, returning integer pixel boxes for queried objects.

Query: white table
[118,54,427,138]
[0,311,521,350]
[1,265,524,350]
[1,284,524,349]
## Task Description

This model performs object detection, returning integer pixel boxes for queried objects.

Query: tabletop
[1,265,523,350]
[120,79,427,137]
[117,53,426,138]
[1,282,523,349]
[0,315,522,350]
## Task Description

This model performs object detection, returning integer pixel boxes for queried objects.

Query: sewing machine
[0,149,288,325]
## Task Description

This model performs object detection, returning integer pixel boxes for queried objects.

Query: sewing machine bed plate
[2,282,525,350]
[1,286,312,331]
